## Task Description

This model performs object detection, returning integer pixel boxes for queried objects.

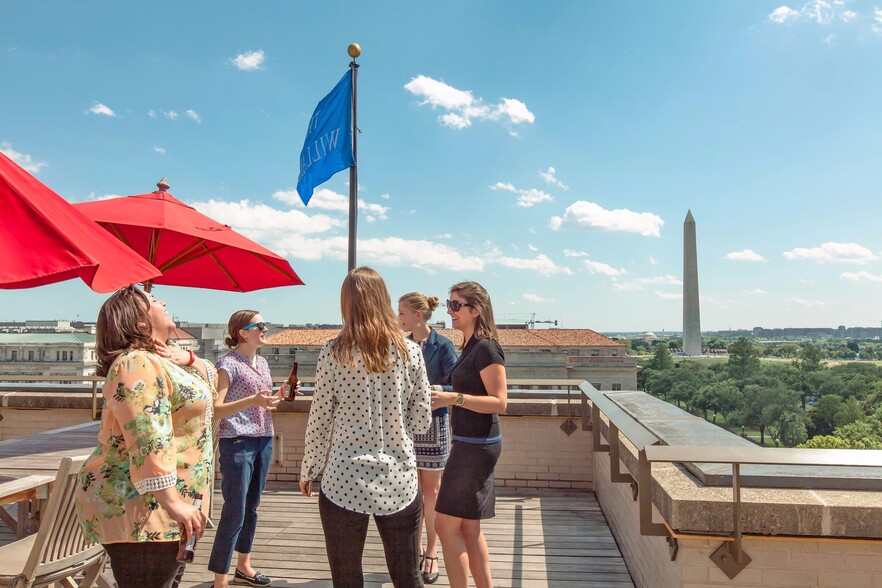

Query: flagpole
[347,43,361,272]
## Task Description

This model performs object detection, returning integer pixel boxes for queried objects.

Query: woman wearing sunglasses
[301,267,432,587]
[209,311,282,588]
[431,282,507,588]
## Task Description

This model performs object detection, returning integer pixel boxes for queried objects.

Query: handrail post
[91,380,99,420]
[733,463,743,562]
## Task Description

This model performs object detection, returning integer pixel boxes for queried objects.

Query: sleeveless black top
[447,336,505,438]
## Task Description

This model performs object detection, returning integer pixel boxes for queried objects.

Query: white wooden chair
[0,455,107,588]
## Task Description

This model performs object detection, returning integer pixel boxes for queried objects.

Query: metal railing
[580,383,882,579]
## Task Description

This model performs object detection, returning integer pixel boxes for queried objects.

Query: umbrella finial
[156,177,171,192]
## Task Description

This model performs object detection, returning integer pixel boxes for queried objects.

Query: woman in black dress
[431,281,507,588]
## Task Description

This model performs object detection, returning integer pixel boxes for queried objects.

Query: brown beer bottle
[283,362,299,401]
[176,493,203,563]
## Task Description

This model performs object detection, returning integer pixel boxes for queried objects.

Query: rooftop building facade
[0,333,97,379]
[263,328,638,390]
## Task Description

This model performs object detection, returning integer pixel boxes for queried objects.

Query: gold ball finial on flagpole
[348,43,361,59]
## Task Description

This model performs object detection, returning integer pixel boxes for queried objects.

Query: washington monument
[683,210,701,356]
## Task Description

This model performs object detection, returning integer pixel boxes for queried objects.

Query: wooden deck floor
[0,488,633,587]
[179,487,634,588]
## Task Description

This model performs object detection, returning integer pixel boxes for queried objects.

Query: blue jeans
[208,436,272,574]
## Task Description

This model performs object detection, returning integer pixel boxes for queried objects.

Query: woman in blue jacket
[398,292,458,584]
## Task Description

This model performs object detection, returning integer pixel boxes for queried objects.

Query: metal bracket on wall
[272,432,283,465]
[609,423,638,500]
[638,448,680,561]
[580,394,592,431]
[592,403,610,453]
[709,463,751,579]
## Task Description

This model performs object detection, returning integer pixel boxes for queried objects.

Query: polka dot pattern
[301,339,432,515]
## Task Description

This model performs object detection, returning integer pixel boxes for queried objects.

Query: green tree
[727,337,760,388]
[810,394,843,436]
[775,412,808,447]
[649,344,674,371]
[834,396,865,427]
[730,383,800,446]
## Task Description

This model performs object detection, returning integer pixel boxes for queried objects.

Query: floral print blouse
[76,350,216,544]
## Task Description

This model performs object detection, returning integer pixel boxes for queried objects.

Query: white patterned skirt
[414,411,451,471]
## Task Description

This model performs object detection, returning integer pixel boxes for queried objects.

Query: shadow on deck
[179,487,633,588]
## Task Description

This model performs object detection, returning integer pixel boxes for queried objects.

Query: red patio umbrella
[74,179,303,292]
[0,151,162,293]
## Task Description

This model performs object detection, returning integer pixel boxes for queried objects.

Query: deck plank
[177,488,634,588]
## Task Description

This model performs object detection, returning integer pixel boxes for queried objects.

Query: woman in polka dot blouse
[209,310,281,588]
[300,267,432,587]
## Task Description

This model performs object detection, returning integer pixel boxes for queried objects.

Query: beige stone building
[262,328,637,390]
[0,333,97,380]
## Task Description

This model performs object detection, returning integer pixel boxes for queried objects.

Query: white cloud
[841,270,882,282]
[724,249,767,262]
[493,254,573,277]
[404,75,534,132]
[273,187,389,221]
[769,6,801,23]
[147,110,157,118]
[649,256,658,265]
[874,7,882,33]
[380,193,391,200]
[231,49,265,71]
[153,146,166,155]
[639,275,682,286]
[490,182,517,193]
[184,109,202,124]
[527,244,539,252]
[88,102,116,117]
[162,110,178,120]
[798,278,816,284]
[790,297,825,306]
[783,242,877,264]
[745,288,768,295]
[769,2,863,26]
[523,293,554,303]
[0,142,47,173]
[584,260,626,277]
[655,291,682,300]
[550,201,664,237]
[563,249,589,257]
[539,166,568,190]
[516,188,553,208]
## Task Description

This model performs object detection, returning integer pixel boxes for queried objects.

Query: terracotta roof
[267,328,622,348]
[169,327,197,340]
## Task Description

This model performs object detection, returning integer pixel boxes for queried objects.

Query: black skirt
[435,439,502,520]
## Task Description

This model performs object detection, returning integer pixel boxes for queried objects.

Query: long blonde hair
[449,280,498,348]
[332,267,409,373]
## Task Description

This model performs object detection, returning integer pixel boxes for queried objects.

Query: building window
[11,351,17,361]
[62,351,68,361]
[590,349,599,357]
[28,350,34,361]
[570,349,579,356]
[612,383,622,391]
[592,383,602,390]
[56,351,61,361]
[611,350,618,357]
[289,348,297,356]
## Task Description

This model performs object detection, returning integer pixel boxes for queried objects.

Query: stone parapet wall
[0,394,592,491]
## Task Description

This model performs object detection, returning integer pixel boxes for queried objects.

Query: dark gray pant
[104,541,184,588]
[319,490,423,588]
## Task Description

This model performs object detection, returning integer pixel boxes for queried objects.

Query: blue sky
[3,1,882,332]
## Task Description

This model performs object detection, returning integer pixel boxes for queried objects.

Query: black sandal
[422,555,440,584]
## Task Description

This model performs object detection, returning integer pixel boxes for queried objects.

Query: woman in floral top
[76,286,216,588]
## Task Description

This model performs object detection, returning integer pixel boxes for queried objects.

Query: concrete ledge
[596,410,882,539]
[0,391,584,417]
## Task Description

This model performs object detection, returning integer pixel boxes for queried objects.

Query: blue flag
[296,70,355,206]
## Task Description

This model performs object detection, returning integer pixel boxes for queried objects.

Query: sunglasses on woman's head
[445,300,473,312]
[242,322,268,331]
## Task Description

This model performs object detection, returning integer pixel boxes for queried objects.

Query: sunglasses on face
[446,300,473,312]
[242,322,268,331]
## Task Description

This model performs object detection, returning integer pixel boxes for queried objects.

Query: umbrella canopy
[0,152,162,293]
[74,179,303,292]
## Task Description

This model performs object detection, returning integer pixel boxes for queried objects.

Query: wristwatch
[455,392,464,407]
